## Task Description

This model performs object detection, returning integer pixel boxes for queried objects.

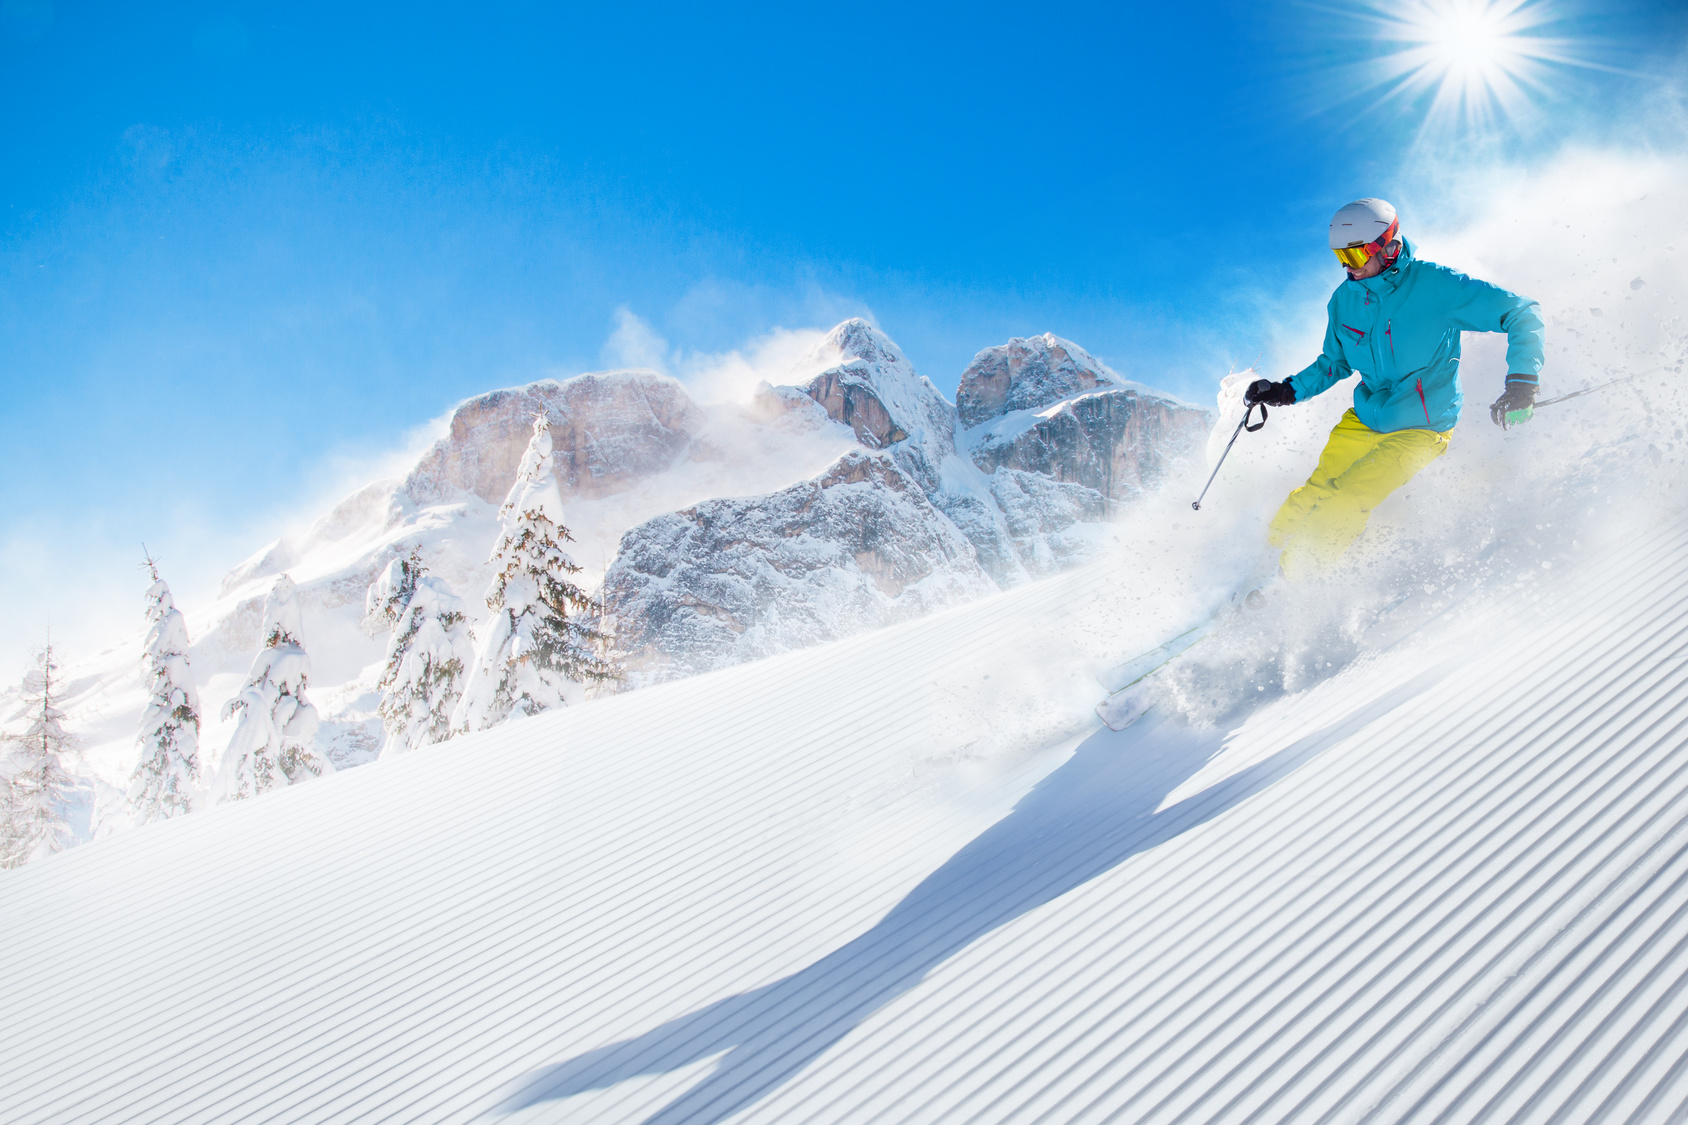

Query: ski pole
[1507,360,1683,426]
[1192,401,1267,511]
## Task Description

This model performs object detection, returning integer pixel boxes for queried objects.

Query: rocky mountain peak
[790,318,909,382]
[956,333,1124,429]
[784,319,955,460]
[403,370,706,507]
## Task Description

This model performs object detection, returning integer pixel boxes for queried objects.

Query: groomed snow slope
[5,490,1688,1124]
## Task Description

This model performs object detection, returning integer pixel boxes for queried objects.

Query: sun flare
[1347,0,1587,138]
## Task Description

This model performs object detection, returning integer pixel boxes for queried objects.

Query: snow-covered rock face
[806,368,910,448]
[786,319,958,483]
[919,337,1211,586]
[956,333,1122,429]
[602,451,992,684]
[749,381,833,431]
[598,320,1211,668]
[968,388,1211,502]
[930,472,1114,589]
[403,370,706,506]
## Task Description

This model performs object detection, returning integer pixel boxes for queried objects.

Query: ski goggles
[1332,217,1400,269]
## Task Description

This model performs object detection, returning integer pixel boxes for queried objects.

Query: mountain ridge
[13,318,1207,838]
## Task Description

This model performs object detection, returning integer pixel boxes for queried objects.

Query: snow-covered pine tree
[128,554,202,822]
[364,548,474,757]
[212,575,334,802]
[1,644,81,867]
[454,413,618,732]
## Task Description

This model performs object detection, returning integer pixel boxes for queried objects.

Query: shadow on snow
[501,671,1443,1123]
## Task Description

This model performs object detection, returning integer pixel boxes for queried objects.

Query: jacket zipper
[1391,319,1429,424]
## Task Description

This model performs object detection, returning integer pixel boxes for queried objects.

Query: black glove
[1245,379,1296,407]
[1490,379,1537,429]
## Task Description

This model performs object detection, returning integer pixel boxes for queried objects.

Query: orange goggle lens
[1333,245,1373,269]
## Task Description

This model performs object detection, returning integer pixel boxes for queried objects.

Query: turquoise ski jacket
[1289,238,1545,433]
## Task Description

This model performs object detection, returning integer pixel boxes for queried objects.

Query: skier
[1098,198,1546,729]
[1242,198,1544,586]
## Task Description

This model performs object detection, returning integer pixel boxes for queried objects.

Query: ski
[1095,567,1484,731]
[1095,618,1222,731]
[1096,679,1161,731]
[1097,621,1219,694]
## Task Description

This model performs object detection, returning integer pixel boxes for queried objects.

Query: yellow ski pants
[1269,409,1450,582]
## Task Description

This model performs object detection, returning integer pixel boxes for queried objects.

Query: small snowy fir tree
[212,575,334,802]
[1,644,81,867]
[364,548,474,757]
[128,554,202,822]
[455,414,618,732]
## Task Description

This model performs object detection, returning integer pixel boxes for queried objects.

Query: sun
[1429,8,1509,67]
[1340,0,1588,139]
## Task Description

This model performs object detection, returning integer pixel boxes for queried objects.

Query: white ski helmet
[1329,198,1400,252]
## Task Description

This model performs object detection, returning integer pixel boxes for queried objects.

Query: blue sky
[1,0,1685,666]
